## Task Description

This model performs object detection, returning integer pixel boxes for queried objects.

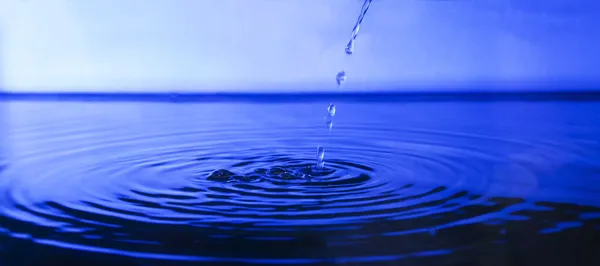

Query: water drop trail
[316,0,373,169]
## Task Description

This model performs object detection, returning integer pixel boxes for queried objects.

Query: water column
[316,0,373,169]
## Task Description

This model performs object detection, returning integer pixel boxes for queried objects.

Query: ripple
[1,101,600,264]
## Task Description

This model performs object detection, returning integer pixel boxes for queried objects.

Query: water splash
[316,0,373,169]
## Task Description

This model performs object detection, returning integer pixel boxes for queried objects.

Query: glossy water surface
[0,99,599,265]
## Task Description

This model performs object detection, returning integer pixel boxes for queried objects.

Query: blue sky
[0,0,599,92]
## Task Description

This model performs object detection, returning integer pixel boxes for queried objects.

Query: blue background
[0,0,599,93]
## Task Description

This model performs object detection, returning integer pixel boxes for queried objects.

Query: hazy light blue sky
[0,0,599,92]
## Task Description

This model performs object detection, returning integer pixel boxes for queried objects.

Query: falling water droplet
[325,104,336,130]
[325,117,333,130]
[316,0,373,169]
[345,39,355,55]
[327,104,336,116]
[336,70,347,87]
[316,147,326,169]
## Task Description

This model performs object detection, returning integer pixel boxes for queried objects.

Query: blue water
[1,96,600,265]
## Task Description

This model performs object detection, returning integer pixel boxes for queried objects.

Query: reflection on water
[0,99,599,265]
[0,101,7,176]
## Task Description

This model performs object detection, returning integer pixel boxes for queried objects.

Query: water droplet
[316,146,325,169]
[327,104,336,116]
[325,117,333,130]
[345,40,354,55]
[336,70,347,87]
[345,0,372,55]
[316,147,325,160]
[316,0,373,170]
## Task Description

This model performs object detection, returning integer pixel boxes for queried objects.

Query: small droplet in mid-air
[336,70,347,87]
[325,118,333,130]
[327,104,336,116]
[345,39,355,55]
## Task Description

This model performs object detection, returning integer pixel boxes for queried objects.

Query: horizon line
[1,90,600,102]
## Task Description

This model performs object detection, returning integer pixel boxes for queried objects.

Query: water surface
[0,99,599,265]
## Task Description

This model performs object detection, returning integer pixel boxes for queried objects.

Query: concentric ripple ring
[1,101,599,264]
